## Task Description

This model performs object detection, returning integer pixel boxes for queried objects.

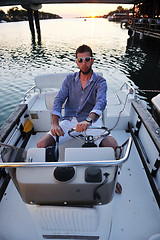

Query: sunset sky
[1,3,133,18]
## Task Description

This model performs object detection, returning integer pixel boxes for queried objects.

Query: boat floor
[0,130,160,240]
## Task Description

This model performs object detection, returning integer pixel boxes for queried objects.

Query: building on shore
[128,0,160,41]
[108,12,129,22]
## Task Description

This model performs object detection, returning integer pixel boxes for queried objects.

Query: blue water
[0,18,160,127]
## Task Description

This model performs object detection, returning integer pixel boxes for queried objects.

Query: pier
[128,0,160,41]
[0,0,135,43]
[0,0,134,6]
[1,0,159,42]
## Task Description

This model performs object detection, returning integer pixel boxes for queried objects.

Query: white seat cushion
[35,72,103,90]
[34,73,69,90]
[45,91,58,110]
[65,147,115,162]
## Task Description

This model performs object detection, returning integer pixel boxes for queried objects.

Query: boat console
[16,147,117,206]
[0,137,131,207]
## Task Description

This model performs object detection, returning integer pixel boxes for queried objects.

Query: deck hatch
[31,113,39,119]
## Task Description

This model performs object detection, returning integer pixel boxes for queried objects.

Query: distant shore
[0,7,62,23]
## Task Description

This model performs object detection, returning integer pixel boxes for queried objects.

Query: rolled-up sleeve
[90,78,107,117]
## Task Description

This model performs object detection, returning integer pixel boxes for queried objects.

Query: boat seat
[29,90,66,111]
[34,72,103,90]
[29,73,70,131]
[29,91,58,131]
[35,73,69,90]
[29,90,65,131]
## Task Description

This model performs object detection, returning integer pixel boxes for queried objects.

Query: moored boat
[0,73,160,240]
[108,13,129,22]
[152,94,160,127]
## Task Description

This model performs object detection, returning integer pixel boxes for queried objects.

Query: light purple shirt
[52,71,107,122]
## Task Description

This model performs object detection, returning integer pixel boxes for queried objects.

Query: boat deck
[0,129,160,240]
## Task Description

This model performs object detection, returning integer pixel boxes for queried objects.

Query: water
[0,18,160,127]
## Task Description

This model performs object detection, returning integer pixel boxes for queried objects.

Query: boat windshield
[1,146,27,163]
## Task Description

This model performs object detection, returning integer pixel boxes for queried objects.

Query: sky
[1,3,133,18]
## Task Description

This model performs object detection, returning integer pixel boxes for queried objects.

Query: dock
[127,0,160,41]
[1,0,159,42]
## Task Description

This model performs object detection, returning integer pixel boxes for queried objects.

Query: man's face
[76,51,94,75]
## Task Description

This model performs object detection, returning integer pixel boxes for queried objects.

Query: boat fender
[23,119,34,133]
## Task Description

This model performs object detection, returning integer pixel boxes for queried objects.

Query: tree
[107,6,131,17]
[7,7,19,17]
[117,6,124,12]
[0,9,6,19]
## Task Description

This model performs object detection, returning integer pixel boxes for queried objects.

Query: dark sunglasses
[76,57,93,63]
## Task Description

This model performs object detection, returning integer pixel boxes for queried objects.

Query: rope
[137,89,160,93]
[109,92,131,132]
[108,88,160,132]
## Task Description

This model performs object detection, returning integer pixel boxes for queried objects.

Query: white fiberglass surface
[0,130,160,240]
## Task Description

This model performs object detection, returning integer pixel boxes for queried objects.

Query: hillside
[0,7,62,22]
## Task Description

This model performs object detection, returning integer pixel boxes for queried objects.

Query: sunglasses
[76,57,93,63]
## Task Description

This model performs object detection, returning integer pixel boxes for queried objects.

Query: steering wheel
[68,126,110,142]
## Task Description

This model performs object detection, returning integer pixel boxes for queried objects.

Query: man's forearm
[88,112,100,122]
[76,112,99,133]
[52,114,60,125]
[51,114,64,136]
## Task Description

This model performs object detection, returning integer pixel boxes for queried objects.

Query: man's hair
[76,44,93,58]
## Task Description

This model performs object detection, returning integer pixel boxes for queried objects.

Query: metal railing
[23,85,37,102]
[0,137,132,168]
[120,81,135,92]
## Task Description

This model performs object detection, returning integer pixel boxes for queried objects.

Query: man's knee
[100,136,118,150]
[37,139,45,148]
[37,134,55,148]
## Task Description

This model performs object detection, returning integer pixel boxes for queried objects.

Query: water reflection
[124,37,160,104]
[0,19,160,127]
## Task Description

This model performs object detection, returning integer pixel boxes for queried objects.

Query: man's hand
[51,123,64,137]
[51,114,64,136]
[76,121,91,132]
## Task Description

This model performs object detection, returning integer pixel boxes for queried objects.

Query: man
[37,44,121,193]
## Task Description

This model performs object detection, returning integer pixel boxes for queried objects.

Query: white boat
[108,13,129,22]
[152,94,160,126]
[0,73,160,240]
[0,20,7,23]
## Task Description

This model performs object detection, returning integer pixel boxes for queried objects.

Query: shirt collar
[75,71,95,82]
